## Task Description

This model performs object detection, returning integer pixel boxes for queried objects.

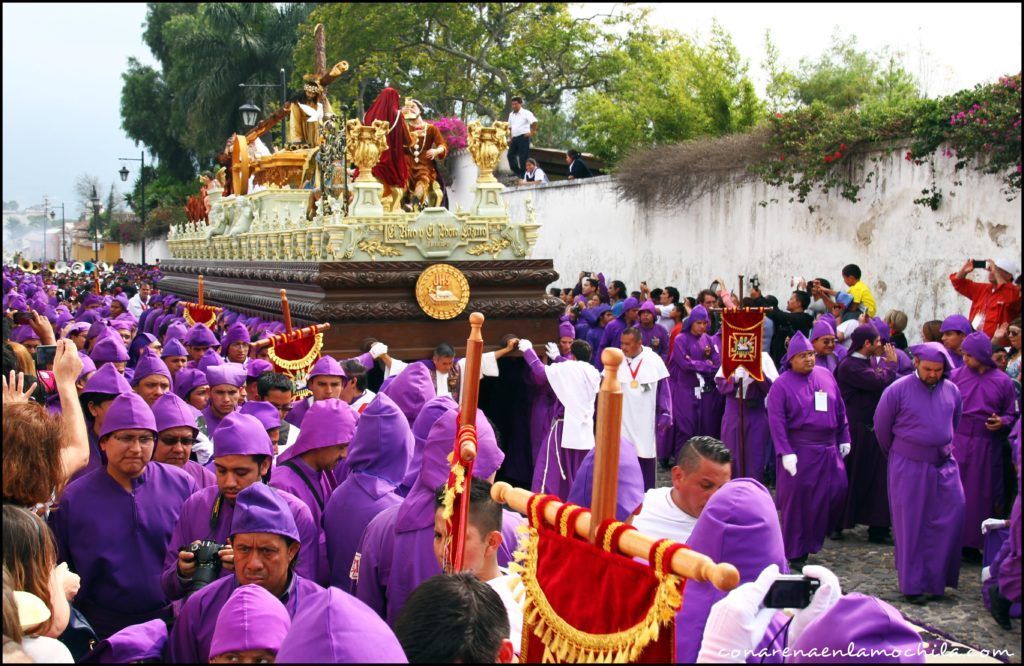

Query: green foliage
[120,165,197,240]
[573,22,762,164]
[120,58,195,180]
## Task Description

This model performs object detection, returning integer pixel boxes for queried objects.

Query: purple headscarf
[961,331,997,368]
[566,436,644,521]
[230,482,300,541]
[346,393,412,486]
[208,584,291,661]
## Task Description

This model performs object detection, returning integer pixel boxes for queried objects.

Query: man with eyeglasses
[256,372,299,450]
[152,392,216,489]
[810,319,845,374]
[50,392,199,638]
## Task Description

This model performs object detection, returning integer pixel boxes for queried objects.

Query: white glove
[981,566,992,584]
[838,443,851,459]
[697,564,781,663]
[545,342,560,361]
[733,366,748,380]
[781,454,798,477]
[517,339,533,352]
[369,342,388,359]
[788,565,843,646]
[981,518,1007,535]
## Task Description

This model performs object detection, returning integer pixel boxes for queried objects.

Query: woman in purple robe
[836,325,897,542]
[766,332,850,566]
[50,392,199,638]
[666,306,719,462]
[715,354,777,484]
[323,394,412,591]
[874,342,965,602]
[950,332,1018,554]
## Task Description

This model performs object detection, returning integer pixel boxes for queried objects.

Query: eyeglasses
[819,337,837,345]
[159,436,195,447]
[111,434,156,446]
[272,403,292,413]
[1009,330,1021,337]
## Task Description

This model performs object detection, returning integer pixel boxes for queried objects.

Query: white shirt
[656,304,676,333]
[524,166,548,183]
[127,293,150,319]
[487,572,524,657]
[836,319,859,349]
[384,353,500,400]
[20,636,74,664]
[545,359,601,450]
[508,108,537,137]
[632,487,698,544]
[350,389,377,414]
[619,347,670,458]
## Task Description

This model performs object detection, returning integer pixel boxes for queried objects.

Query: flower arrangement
[433,116,468,152]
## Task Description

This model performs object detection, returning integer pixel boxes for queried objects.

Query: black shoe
[903,594,927,606]
[788,555,808,569]
[867,527,892,544]
[961,547,982,565]
[990,587,1013,630]
[829,529,844,541]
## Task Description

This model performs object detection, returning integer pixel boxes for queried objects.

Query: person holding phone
[951,257,1021,342]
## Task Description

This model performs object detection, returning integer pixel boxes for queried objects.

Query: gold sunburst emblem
[416,264,470,320]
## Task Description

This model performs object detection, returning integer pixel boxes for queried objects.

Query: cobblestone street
[654,469,1022,662]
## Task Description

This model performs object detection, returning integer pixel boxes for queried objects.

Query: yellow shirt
[847,280,876,317]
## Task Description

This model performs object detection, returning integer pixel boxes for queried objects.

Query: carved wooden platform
[158,260,563,359]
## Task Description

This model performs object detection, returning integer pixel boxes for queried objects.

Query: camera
[179,539,228,591]
[764,575,820,609]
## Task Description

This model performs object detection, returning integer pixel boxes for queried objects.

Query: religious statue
[363,87,411,212]
[402,98,448,209]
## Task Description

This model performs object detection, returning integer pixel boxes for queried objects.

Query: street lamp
[90,186,101,264]
[238,69,288,145]
[48,202,66,262]
[118,151,148,265]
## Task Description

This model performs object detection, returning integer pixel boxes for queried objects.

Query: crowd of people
[1,255,1021,663]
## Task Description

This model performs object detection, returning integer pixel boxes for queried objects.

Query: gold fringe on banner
[266,333,324,371]
[509,524,684,663]
[182,307,219,328]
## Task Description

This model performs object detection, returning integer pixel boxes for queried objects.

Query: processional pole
[737,274,745,479]
[590,348,624,541]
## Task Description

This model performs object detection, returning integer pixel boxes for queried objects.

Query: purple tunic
[51,463,199,638]
[715,373,773,484]
[638,322,670,362]
[160,484,319,601]
[836,354,896,529]
[353,504,400,620]
[167,573,323,663]
[949,365,1018,549]
[874,374,965,595]
[666,331,719,460]
[814,346,846,374]
[766,366,850,561]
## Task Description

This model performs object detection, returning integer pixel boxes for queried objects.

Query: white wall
[120,238,169,264]
[505,146,1022,329]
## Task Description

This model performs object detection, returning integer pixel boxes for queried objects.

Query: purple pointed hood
[230,482,300,541]
[402,396,459,492]
[810,319,836,342]
[781,331,814,368]
[939,314,971,335]
[396,408,504,533]
[558,320,576,339]
[381,362,435,427]
[239,401,282,431]
[173,368,209,401]
[90,335,130,364]
[152,392,200,435]
[206,362,246,388]
[77,352,97,382]
[82,363,133,398]
[197,347,225,373]
[567,436,644,521]
[163,320,188,345]
[639,299,658,317]
[849,324,880,353]
[219,322,250,350]
[128,333,158,367]
[130,349,172,387]
[213,412,273,458]
[184,322,219,347]
[278,398,357,463]
[10,324,40,344]
[246,359,274,381]
[683,304,710,330]
[99,392,157,438]
[961,331,997,368]
[618,296,640,320]
[208,584,291,661]
[161,337,188,359]
[676,478,788,662]
[869,317,892,343]
[307,355,346,380]
[346,393,413,485]
[581,303,611,327]
[79,618,167,663]
[275,587,407,663]
[87,320,108,341]
[908,342,954,377]
[790,593,924,663]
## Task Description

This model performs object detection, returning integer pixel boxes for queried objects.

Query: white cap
[994,258,1020,277]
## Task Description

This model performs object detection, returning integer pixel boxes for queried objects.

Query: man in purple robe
[940,313,972,369]
[874,342,965,603]
[666,305,720,464]
[151,392,216,489]
[766,332,851,566]
[380,360,437,429]
[583,304,613,355]
[324,394,412,591]
[183,323,219,365]
[984,420,1021,629]
[596,296,639,368]
[174,367,210,412]
[131,348,172,406]
[74,363,134,482]
[950,331,1018,559]
[811,319,846,373]
[284,355,351,427]
[207,584,291,663]
[161,413,320,602]
[51,392,198,638]
[637,299,670,361]
[715,352,778,484]
[400,395,459,497]
[167,483,325,662]
[219,322,251,366]
[202,363,246,433]
[836,325,898,543]
[566,436,645,521]
[160,338,189,383]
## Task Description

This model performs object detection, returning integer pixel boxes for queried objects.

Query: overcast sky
[3,2,1021,220]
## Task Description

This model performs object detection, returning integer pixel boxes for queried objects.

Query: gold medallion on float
[415,264,470,320]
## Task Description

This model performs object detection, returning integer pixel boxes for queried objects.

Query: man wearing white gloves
[766,332,851,568]
[375,340,516,399]
[697,564,924,662]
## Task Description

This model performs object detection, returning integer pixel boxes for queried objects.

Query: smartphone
[13,311,32,325]
[972,259,987,270]
[764,575,820,609]
[35,344,58,370]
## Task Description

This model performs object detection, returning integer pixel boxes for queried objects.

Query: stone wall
[120,238,169,265]
[504,146,1022,330]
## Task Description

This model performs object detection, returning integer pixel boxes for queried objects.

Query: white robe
[545,359,601,451]
[619,346,670,459]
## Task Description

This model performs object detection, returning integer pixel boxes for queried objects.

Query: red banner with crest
[721,308,765,382]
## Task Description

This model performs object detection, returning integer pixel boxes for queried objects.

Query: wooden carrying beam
[491,482,740,591]
[590,348,625,540]
[250,323,331,350]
